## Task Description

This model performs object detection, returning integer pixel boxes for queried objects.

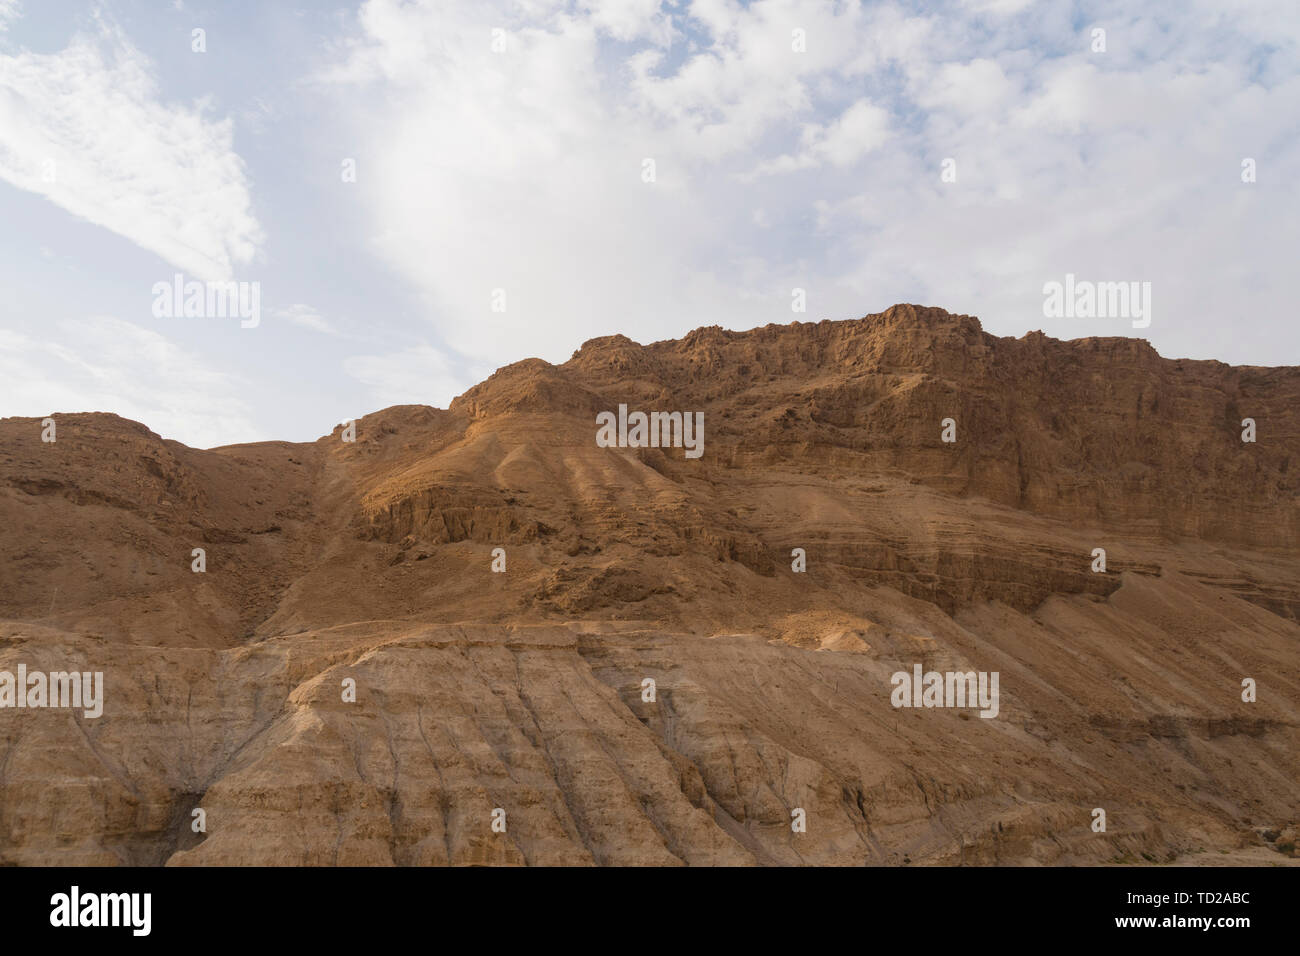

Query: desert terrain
[0,304,1296,865]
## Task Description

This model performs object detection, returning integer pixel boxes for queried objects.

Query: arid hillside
[0,304,1296,865]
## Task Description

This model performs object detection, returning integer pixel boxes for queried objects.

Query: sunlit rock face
[1,305,1297,866]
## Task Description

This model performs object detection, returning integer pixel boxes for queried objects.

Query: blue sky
[1,0,1296,447]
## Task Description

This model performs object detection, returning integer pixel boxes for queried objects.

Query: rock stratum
[0,304,1296,866]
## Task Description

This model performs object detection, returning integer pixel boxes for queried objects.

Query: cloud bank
[330,0,1299,367]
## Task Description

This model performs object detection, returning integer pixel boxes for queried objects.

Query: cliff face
[0,304,1296,866]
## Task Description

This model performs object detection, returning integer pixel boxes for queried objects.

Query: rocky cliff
[0,305,1296,865]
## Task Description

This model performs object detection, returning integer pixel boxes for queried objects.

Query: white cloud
[581,0,675,44]
[324,0,904,364]
[0,317,264,448]
[960,0,1036,15]
[915,58,1016,114]
[323,0,1299,369]
[273,304,339,336]
[0,21,262,280]
[344,344,486,411]
[749,99,891,177]
[0,1,21,34]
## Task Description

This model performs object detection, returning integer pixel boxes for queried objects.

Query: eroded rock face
[0,305,1296,866]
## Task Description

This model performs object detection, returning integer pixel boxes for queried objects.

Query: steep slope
[0,305,1296,866]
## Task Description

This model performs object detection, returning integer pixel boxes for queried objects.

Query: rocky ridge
[0,304,1296,865]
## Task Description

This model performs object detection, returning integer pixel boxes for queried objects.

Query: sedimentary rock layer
[0,305,1296,865]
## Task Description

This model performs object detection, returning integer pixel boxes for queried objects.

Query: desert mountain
[0,304,1296,865]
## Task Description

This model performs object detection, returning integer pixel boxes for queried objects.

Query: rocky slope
[0,304,1296,865]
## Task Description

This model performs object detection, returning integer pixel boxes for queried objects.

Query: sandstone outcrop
[0,305,1296,865]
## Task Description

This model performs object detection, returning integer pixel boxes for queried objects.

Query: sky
[0,0,1296,448]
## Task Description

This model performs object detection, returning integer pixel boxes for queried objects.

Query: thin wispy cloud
[273,304,339,337]
[344,344,486,413]
[0,1,21,34]
[0,316,264,448]
[0,17,262,280]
